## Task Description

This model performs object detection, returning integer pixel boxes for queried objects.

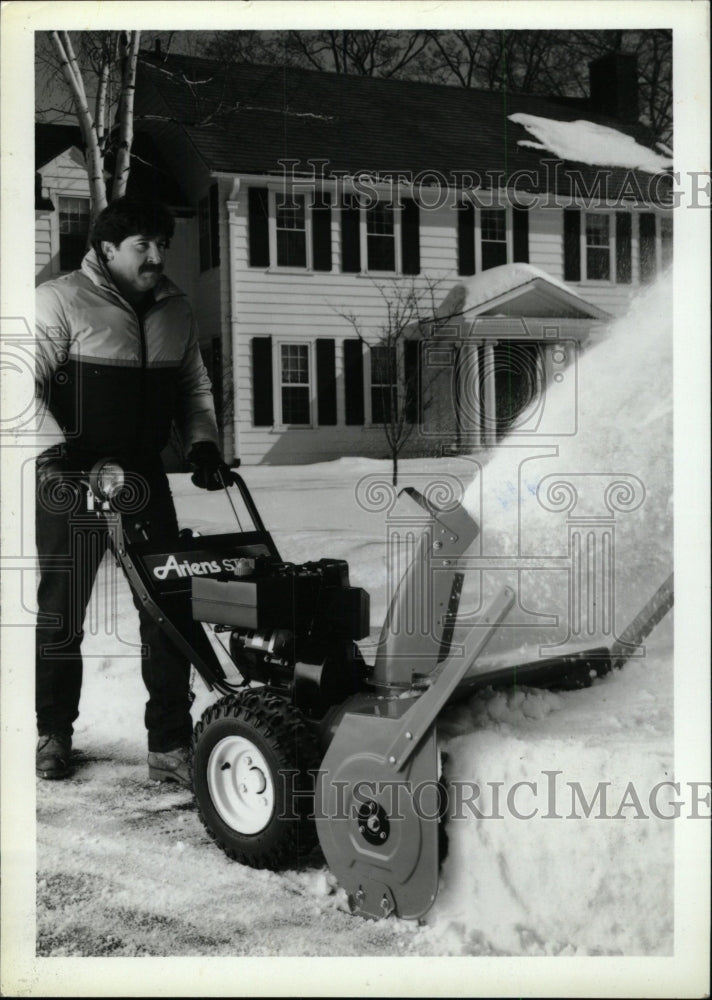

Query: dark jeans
[35,465,193,752]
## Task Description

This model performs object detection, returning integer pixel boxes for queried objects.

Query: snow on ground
[508,113,673,173]
[34,279,676,960]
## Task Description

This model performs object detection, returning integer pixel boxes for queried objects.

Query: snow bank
[459,274,673,666]
[426,275,674,954]
[508,113,673,173]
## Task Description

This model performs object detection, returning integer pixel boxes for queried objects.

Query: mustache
[140,263,164,274]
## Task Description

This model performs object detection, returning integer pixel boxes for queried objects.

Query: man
[35,195,230,787]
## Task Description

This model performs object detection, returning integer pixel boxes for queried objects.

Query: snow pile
[437,262,589,319]
[426,276,674,954]
[508,113,673,173]
[458,274,673,666]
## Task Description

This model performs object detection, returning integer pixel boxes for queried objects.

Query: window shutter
[343,339,365,425]
[639,213,657,283]
[512,207,529,263]
[341,203,361,273]
[248,188,270,268]
[401,198,420,275]
[209,183,220,267]
[615,212,632,284]
[251,336,273,426]
[457,203,475,275]
[312,203,332,272]
[316,338,337,425]
[563,209,581,281]
[404,339,420,424]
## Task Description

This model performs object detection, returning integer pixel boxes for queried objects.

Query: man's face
[101,233,169,300]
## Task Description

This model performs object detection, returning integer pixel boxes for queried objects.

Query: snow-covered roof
[508,113,672,174]
[437,263,610,322]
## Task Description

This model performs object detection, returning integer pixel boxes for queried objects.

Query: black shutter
[639,212,657,284]
[209,182,220,267]
[343,339,364,425]
[341,202,361,273]
[312,203,332,272]
[251,337,273,426]
[316,338,337,425]
[401,198,420,275]
[457,203,475,275]
[248,188,270,268]
[616,212,632,284]
[404,339,420,423]
[563,209,581,282]
[512,207,529,263]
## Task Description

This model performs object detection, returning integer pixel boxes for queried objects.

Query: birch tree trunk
[112,31,141,200]
[50,31,108,215]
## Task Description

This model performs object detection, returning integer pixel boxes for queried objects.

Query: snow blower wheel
[192,690,321,870]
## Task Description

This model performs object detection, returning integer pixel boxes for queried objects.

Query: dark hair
[91,196,175,256]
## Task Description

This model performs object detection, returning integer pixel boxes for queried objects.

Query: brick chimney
[589,53,639,124]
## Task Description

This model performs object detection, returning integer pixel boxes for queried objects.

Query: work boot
[36,734,72,780]
[147,747,192,789]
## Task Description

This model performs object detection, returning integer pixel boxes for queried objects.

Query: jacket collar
[80,247,184,302]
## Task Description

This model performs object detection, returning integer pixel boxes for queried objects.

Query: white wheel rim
[206,735,275,835]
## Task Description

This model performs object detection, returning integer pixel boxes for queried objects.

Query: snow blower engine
[87,458,674,922]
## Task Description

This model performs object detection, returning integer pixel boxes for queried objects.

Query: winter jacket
[35,249,219,468]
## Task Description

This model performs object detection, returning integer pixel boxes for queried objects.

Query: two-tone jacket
[35,249,219,468]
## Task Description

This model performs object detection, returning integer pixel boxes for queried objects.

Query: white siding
[35,213,53,284]
[230,193,464,463]
[35,148,91,284]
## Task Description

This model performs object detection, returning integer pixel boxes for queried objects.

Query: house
[35,51,673,464]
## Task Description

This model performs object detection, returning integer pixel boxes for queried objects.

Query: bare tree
[42,30,141,215]
[206,29,430,78]
[338,278,470,486]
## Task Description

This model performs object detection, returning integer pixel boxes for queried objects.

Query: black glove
[188,441,232,491]
[36,445,83,512]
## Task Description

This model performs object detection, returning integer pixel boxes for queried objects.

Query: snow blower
[86,459,674,921]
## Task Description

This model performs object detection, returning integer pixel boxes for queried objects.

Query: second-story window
[584,213,611,280]
[276,195,307,268]
[366,203,396,271]
[480,209,508,270]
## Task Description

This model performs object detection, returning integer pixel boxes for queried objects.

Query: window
[367,203,395,271]
[457,205,528,275]
[481,209,508,270]
[58,197,90,271]
[276,195,307,268]
[341,197,420,275]
[585,213,611,280]
[370,344,397,424]
[280,344,311,424]
[565,209,644,283]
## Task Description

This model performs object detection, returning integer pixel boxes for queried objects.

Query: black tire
[192,689,321,870]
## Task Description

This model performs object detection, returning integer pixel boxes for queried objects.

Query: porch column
[482,339,498,446]
[456,340,481,449]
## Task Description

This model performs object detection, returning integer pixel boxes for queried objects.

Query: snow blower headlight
[89,459,125,502]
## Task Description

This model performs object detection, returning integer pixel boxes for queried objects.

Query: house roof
[136,52,670,202]
[36,122,83,169]
[34,122,191,212]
